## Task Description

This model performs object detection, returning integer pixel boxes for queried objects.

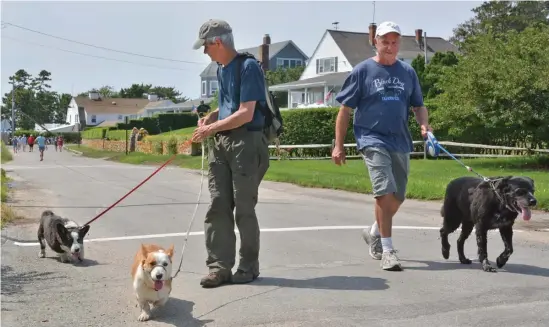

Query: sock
[381,237,393,253]
[370,221,380,236]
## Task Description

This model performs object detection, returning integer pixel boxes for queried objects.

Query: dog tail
[41,210,54,217]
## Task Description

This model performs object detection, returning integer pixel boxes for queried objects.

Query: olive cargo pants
[204,127,270,274]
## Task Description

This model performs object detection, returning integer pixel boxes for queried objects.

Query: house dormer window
[277,58,303,69]
[316,57,337,74]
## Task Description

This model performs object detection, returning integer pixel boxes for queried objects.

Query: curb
[64,146,83,156]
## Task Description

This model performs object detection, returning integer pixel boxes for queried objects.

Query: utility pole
[11,84,16,135]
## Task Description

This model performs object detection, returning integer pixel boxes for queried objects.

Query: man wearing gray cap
[332,21,432,271]
[191,19,270,288]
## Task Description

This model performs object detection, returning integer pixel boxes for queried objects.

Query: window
[276,58,303,69]
[118,115,123,120]
[201,81,207,96]
[210,80,218,95]
[91,115,97,123]
[316,57,337,74]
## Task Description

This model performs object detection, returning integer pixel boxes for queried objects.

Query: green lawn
[67,145,549,211]
[1,142,20,228]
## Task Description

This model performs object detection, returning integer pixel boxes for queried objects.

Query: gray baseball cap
[192,19,232,50]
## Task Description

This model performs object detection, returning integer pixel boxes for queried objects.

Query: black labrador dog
[439,176,537,272]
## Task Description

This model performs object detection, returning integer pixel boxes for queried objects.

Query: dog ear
[492,176,512,191]
[79,225,90,237]
[140,244,148,258]
[165,245,175,258]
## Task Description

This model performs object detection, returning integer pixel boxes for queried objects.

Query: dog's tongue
[521,207,532,221]
[154,281,163,291]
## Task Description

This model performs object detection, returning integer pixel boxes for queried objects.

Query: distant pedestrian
[11,136,18,153]
[35,134,47,161]
[28,134,35,152]
[56,136,64,152]
[191,19,270,288]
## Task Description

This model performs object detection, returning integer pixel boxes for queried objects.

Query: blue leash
[424,132,489,182]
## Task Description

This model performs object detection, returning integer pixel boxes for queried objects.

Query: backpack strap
[233,52,270,119]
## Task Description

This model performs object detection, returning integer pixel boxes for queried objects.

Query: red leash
[83,154,178,226]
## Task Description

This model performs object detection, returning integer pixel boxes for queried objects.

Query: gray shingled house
[269,23,459,109]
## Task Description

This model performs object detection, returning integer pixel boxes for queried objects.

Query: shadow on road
[402,259,549,277]
[255,275,389,291]
[149,297,214,327]
[1,264,64,297]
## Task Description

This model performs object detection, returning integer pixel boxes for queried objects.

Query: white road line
[11,225,531,247]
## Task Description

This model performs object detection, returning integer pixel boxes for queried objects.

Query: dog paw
[442,247,450,260]
[459,257,472,264]
[482,264,497,273]
[38,251,45,258]
[496,257,507,268]
[138,312,151,322]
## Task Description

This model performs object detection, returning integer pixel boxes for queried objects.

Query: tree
[264,65,305,107]
[433,24,549,148]
[1,69,71,130]
[411,52,459,99]
[450,1,549,50]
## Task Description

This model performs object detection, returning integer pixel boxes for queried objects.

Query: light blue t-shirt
[335,58,424,153]
[217,56,267,130]
[36,136,46,147]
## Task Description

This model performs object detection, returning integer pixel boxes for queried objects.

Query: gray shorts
[361,147,410,202]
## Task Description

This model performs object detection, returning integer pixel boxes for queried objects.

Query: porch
[268,72,349,109]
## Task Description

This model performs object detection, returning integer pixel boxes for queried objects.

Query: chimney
[368,23,377,46]
[415,29,423,47]
[259,34,270,71]
[88,91,100,101]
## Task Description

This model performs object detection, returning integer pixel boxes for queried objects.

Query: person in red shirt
[27,134,35,152]
[57,136,64,152]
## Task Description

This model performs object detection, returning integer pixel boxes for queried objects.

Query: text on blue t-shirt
[335,58,424,153]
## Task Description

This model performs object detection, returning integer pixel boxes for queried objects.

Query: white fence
[267,140,549,160]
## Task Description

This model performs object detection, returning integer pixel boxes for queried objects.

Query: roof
[200,40,307,77]
[269,72,350,91]
[75,96,149,115]
[327,29,459,67]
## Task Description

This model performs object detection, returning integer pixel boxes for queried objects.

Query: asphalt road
[2,147,549,327]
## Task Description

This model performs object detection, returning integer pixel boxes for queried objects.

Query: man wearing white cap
[332,21,432,271]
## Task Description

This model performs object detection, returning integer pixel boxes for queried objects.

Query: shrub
[167,136,178,155]
[81,128,106,140]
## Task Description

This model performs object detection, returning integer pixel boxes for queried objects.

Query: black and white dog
[439,176,537,272]
[37,210,90,263]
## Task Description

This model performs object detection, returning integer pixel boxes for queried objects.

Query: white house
[66,91,151,128]
[269,23,459,108]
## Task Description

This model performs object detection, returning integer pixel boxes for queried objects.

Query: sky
[1,0,483,101]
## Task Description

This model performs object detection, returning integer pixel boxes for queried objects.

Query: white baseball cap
[375,21,401,37]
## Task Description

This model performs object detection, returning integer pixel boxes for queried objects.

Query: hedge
[114,112,198,135]
[274,106,425,158]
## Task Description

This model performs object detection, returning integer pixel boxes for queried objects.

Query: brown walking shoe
[232,269,259,284]
[200,270,231,288]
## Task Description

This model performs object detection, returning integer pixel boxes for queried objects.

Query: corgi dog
[37,210,90,263]
[131,244,174,322]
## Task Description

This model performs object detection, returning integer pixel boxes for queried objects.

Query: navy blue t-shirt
[335,58,424,153]
[217,55,266,130]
